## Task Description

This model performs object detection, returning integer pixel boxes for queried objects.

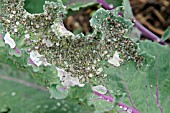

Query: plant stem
[134,20,166,45]
[93,91,141,113]
[96,0,167,45]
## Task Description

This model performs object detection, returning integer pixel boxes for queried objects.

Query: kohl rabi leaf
[1,0,141,107]
[1,0,169,113]
[24,0,60,13]
[105,0,123,7]
[104,40,170,113]
[139,40,170,113]
[161,26,170,41]
[122,0,134,19]
[67,84,92,99]
[63,0,96,11]
[0,63,94,113]
[124,27,141,42]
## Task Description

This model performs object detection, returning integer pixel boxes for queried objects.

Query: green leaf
[24,0,59,13]
[68,84,92,99]
[90,7,133,33]
[0,64,78,113]
[104,40,170,112]
[88,94,115,113]
[106,0,123,7]
[64,0,96,11]
[48,84,68,99]
[2,1,170,113]
[122,0,134,19]
[0,63,94,113]
[125,27,141,42]
[161,26,170,41]
[139,40,170,113]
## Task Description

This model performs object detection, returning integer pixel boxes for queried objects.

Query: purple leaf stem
[118,102,141,113]
[93,91,140,113]
[14,47,21,54]
[155,55,164,113]
[121,77,136,109]
[29,58,37,66]
[96,0,166,45]
[134,20,166,45]
[93,91,114,102]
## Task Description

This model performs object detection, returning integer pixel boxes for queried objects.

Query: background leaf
[161,26,170,41]
[122,0,134,19]
[63,0,96,11]
[106,0,123,7]
[24,0,59,13]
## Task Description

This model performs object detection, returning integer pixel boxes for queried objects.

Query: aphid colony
[1,0,143,83]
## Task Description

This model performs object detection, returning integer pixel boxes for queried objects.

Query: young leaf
[161,26,170,41]
[122,0,134,19]
[24,0,60,13]
[105,0,123,7]
[64,0,96,11]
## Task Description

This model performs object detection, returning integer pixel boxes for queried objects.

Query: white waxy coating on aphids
[25,34,30,39]
[51,21,74,37]
[30,50,51,66]
[42,39,53,47]
[96,67,103,75]
[4,32,16,48]
[88,73,93,77]
[56,67,85,87]
[108,51,123,67]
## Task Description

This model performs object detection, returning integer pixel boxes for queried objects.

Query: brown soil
[130,0,170,41]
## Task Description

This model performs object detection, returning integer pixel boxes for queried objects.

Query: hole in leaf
[64,6,98,35]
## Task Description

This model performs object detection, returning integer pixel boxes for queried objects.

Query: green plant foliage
[68,84,92,99]
[0,0,170,113]
[24,0,59,13]
[49,84,68,99]
[139,41,170,113]
[63,0,96,11]
[106,0,123,7]
[125,27,141,42]
[161,26,170,41]
[104,41,170,112]
[0,64,94,113]
[122,0,134,19]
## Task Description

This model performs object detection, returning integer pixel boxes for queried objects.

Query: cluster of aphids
[101,13,144,66]
[1,0,143,83]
